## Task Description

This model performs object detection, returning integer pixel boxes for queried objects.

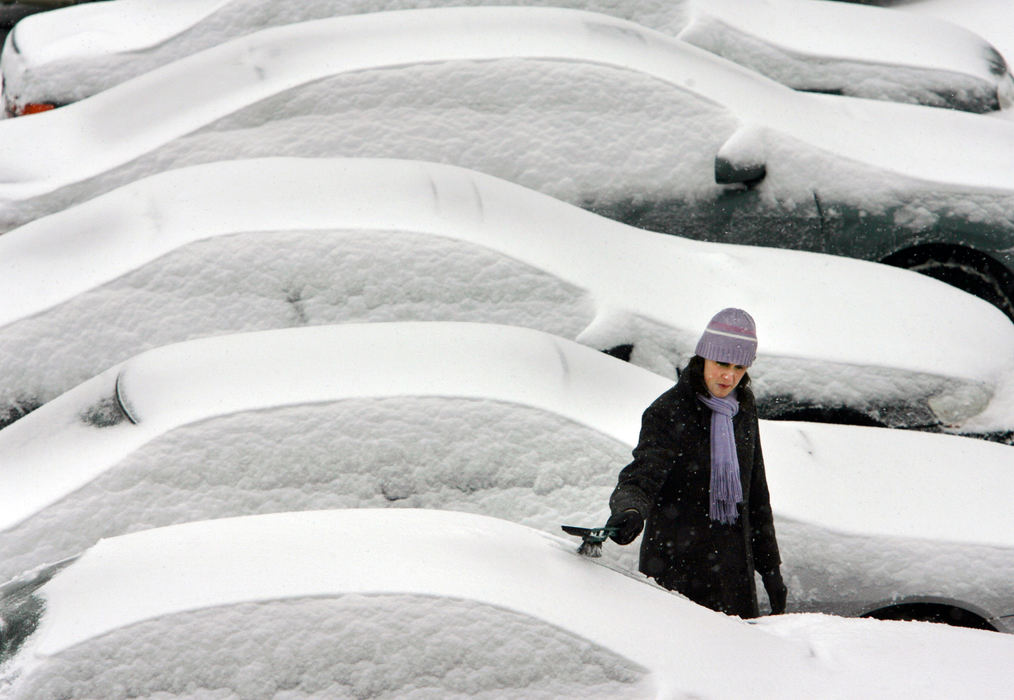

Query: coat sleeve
[748,422,782,577]
[609,389,679,517]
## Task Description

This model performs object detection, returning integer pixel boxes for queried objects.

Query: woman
[607,308,787,618]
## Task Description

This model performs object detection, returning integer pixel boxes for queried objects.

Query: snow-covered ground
[2,158,1011,434]
[4,0,1009,114]
[1,509,1013,699]
[1,323,1011,632]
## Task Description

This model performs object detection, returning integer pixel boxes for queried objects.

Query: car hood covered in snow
[1,509,1013,699]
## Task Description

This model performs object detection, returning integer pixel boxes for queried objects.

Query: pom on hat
[695,308,757,367]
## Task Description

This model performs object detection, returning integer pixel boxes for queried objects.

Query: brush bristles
[577,540,603,557]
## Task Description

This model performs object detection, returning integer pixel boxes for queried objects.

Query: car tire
[862,603,997,632]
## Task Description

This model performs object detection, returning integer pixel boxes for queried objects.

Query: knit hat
[695,308,757,367]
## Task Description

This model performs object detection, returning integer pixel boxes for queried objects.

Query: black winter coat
[609,360,781,618]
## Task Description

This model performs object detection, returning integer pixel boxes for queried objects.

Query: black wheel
[763,405,886,427]
[863,603,997,632]
[758,394,889,428]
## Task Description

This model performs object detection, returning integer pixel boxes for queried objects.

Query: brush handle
[561,525,618,544]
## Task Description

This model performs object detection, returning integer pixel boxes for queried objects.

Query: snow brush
[561,525,618,558]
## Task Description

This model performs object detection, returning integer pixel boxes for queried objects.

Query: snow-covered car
[1,323,1012,633]
[4,0,1012,117]
[2,509,1013,699]
[0,3,44,53]
[0,1,92,56]
[892,1,1014,68]
[2,158,1012,437]
[0,8,1013,317]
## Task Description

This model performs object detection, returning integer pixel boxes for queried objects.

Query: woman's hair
[683,355,752,395]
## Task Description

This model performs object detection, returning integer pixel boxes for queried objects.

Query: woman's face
[702,359,747,398]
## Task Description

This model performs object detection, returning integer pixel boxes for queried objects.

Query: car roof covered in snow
[1,157,1010,388]
[4,0,1008,113]
[2,507,1011,700]
[2,6,1014,207]
[0,322,1011,548]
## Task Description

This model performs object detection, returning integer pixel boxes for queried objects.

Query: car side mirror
[714,125,767,188]
[715,157,766,186]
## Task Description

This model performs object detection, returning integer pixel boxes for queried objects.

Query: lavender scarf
[697,392,742,524]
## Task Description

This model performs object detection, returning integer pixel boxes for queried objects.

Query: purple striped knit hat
[695,308,757,367]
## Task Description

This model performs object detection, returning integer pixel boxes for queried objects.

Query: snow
[680,0,1011,111]
[4,0,1006,113]
[895,0,1014,80]
[0,323,1011,636]
[4,0,233,64]
[1,5,1014,231]
[0,2,1013,697]
[13,595,654,699]
[1,157,1011,434]
[702,0,994,74]
[2,509,1013,699]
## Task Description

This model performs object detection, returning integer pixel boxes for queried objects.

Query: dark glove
[762,571,788,615]
[605,509,644,545]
